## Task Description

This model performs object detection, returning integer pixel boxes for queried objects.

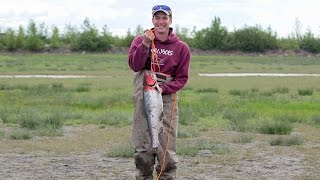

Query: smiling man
[128,5,191,180]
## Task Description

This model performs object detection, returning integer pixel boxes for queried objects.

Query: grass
[232,134,254,144]
[177,139,229,156]
[107,143,134,158]
[9,130,33,140]
[311,114,320,127]
[0,53,319,178]
[0,54,319,148]
[298,88,314,96]
[257,120,293,135]
[270,136,304,146]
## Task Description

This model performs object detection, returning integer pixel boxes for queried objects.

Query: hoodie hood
[152,27,179,45]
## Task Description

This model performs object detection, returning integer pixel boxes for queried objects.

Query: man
[128,5,191,180]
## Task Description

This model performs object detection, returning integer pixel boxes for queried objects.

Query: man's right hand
[142,29,155,47]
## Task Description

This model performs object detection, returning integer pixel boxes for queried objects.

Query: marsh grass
[270,136,304,146]
[259,91,273,97]
[0,130,4,138]
[178,127,200,138]
[179,94,219,125]
[229,89,249,96]
[257,120,292,135]
[298,88,314,96]
[273,114,303,124]
[223,109,256,132]
[107,143,134,158]
[196,88,219,93]
[75,83,91,92]
[272,87,289,94]
[1,54,320,140]
[9,130,32,140]
[232,134,254,144]
[311,114,320,126]
[177,139,229,156]
[95,111,132,127]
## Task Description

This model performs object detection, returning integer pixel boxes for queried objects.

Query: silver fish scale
[143,71,164,149]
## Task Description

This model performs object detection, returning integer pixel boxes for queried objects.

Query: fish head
[144,71,157,91]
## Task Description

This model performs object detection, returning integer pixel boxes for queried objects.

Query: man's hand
[142,29,155,47]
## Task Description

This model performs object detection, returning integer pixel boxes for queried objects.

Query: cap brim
[152,10,170,16]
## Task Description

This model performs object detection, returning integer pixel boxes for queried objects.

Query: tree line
[0,17,320,53]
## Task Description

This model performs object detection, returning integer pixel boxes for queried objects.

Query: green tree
[26,20,44,51]
[77,17,100,51]
[175,25,193,47]
[194,17,228,50]
[50,25,61,49]
[4,28,17,51]
[63,24,79,50]
[299,30,320,53]
[134,25,144,36]
[98,25,113,51]
[16,25,26,49]
[120,28,135,47]
[38,22,49,43]
[232,25,278,52]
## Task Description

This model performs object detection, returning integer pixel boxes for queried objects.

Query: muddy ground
[0,125,319,180]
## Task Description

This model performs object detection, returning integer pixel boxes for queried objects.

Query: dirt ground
[0,125,319,180]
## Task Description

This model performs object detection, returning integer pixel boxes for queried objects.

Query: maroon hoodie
[128,28,191,94]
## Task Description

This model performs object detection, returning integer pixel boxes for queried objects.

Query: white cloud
[0,0,319,37]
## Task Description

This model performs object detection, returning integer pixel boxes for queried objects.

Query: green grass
[0,54,319,140]
[257,120,293,135]
[270,136,304,146]
[107,143,134,158]
[298,88,314,96]
[9,130,33,140]
[177,139,229,156]
[232,134,254,144]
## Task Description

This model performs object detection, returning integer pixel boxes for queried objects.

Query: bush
[229,89,249,96]
[232,134,254,144]
[311,114,320,125]
[25,20,44,51]
[298,88,313,96]
[10,130,33,140]
[257,120,292,135]
[223,109,255,132]
[277,37,300,50]
[272,87,289,94]
[196,88,219,93]
[232,25,278,52]
[270,136,303,146]
[193,17,228,50]
[3,28,17,51]
[299,31,320,53]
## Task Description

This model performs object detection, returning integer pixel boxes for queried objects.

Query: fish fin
[155,82,162,93]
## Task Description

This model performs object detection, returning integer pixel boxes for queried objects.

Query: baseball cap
[152,5,172,16]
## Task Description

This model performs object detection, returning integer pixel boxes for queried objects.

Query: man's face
[152,11,172,33]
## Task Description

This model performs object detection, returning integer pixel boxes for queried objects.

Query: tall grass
[0,54,319,139]
[177,139,229,156]
[223,109,256,132]
[107,143,134,158]
[257,120,293,135]
[270,136,303,146]
[298,88,314,96]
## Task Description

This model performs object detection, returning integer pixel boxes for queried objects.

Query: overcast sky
[1,0,319,37]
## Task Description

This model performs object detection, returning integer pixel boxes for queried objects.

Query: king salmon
[143,70,164,149]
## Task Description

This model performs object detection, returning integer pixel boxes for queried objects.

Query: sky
[0,0,319,38]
